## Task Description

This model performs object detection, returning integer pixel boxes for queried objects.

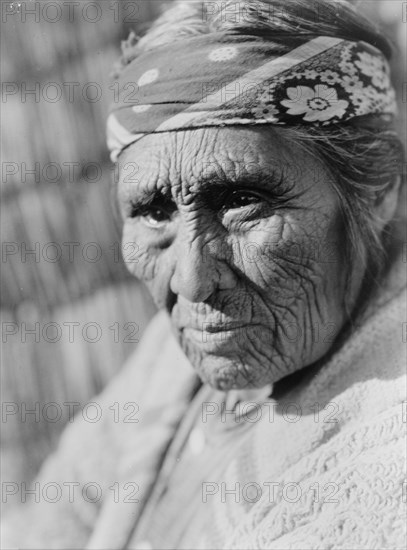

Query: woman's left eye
[141,207,171,226]
[223,190,263,210]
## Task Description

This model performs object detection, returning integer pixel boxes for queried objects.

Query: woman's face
[117,127,362,390]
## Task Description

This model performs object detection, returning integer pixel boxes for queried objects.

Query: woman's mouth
[180,323,264,352]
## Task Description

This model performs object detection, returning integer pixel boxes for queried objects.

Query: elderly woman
[3,1,406,549]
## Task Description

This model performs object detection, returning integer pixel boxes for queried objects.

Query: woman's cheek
[234,214,339,320]
[229,214,299,288]
[122,231,174,307]
[121,223,158,281]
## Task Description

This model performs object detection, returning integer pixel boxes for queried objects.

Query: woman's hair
[114,0,405,298]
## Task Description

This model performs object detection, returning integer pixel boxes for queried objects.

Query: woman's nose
[169,236,234,303]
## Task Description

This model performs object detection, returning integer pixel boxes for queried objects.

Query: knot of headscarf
[107,32,397,162]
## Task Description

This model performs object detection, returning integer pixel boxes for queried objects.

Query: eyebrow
[128,163,286,206]
[197,168,285,206]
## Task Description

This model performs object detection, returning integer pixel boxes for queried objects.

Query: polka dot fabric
[107,32,397,162]
[208,46,239,62]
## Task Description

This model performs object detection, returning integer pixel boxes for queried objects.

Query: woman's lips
[172,302,252,329]
[181,321,247,336]
[182,326,243,351]
[172,304,264,350]
[185,324,244,335]
[181,323,263,351]
[199,323,245,333]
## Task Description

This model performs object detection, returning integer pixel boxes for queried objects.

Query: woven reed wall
[1,0,168,492]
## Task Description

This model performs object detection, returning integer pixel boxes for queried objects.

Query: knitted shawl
[2,263,406,550]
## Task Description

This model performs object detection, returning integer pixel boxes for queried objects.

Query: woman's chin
[186,352,272,391]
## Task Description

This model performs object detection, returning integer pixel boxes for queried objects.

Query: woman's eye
[224,191,263,210]
[129,203,172,227]
[141,207,171,227]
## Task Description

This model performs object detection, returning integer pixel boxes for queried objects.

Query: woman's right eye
[129,201,174,228]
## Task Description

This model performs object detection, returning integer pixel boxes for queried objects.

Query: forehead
[117,126,324,199]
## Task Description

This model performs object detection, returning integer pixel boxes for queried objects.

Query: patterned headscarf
[107,32,397,162]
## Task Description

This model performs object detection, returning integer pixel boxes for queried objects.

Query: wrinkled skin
[117,127,364,391]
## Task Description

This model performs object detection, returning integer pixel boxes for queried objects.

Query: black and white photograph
[1,1,406,548]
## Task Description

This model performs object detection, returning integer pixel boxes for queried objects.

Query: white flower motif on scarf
[251,85,280,118]
[371,71,391,90]
[366,86,388,110]
[364,85,382,101]
[252,101,279,121]
[340,44,352,63]
[281,85,349,122]
[341,74,364,92]
[303,69,319,79]
[339,60,358,76]
[355,51,386,78]
[348,89,366,115]
[320,70,341,85]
